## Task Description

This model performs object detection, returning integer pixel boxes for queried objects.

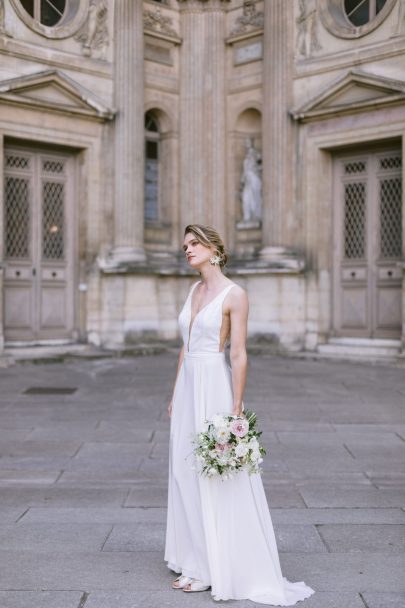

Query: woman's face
[183,232,213,269]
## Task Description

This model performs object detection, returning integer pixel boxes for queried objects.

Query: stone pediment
[0,70,115,121]
[291,70,405,122]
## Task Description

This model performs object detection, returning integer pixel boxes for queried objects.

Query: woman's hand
[232,406,246,418]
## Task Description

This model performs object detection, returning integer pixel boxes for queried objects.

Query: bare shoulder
[226,282,248,310]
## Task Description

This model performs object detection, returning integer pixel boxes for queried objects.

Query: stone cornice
[178,0,230,12]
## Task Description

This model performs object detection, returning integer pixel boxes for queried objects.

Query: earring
[209,255,222,266]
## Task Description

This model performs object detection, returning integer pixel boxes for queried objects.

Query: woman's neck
[198,265,227,291]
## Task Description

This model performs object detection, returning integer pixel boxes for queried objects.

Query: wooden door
[333,148,402,338]
[3,147,76,342]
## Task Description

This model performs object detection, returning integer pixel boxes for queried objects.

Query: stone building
[0,0,403,360]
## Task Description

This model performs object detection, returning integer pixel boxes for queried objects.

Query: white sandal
[172,574,193,589]
[183,578,211,593]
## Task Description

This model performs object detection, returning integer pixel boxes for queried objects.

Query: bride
[164,224,314,605]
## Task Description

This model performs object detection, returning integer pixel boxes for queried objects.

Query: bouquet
[190,409,266,480]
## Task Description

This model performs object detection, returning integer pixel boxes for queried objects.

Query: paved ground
[0,352,404,608]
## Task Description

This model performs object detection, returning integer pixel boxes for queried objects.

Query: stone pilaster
[261,0,295,257]
[178,0,229,236]
[110,0,145,263]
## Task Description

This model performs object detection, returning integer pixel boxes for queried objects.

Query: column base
[259,246,305,271]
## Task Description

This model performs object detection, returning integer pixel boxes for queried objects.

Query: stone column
[178,0,229,236]
[110,0,145,263]
[260,0,295,258]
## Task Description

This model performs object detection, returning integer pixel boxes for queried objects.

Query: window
[319,0,395,38]
[344,0,388,27]
[144,113,160,222]
[20,0,67,27]
[10,0,85,38]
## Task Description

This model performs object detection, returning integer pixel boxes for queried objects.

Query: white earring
[209,255,222,266]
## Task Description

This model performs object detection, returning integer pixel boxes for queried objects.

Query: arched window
[344,0,387,27]
[144,112,160,222]
[19,0,67,27]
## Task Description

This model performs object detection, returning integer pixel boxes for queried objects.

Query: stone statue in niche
[393,0,405,36]
[144,7,178,38]
[296,0,322,58]
[75,0,109,60]
[238,138,262,226]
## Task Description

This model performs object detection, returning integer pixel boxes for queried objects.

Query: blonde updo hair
[184,224,228,268]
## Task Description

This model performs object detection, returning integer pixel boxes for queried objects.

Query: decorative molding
[144,7,179,38]
[291,69,405,122]
[0,69,115,121]
[75,0,109,60]
[230,0,264,37]
[0,0,11,36]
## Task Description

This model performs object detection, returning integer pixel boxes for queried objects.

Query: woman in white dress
[164,224,314,605]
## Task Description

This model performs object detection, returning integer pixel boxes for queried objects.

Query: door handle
[350,271,356,278]
[32,268,36,276]
[387,270,393,277]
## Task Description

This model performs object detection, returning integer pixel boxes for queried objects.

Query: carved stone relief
[296,0,322,59]
[393,0,405,37]
[230,0,264,37]
[144,7,178,38]
[75,0,109,60]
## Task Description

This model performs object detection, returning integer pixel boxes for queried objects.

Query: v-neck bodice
[178,281,236,353]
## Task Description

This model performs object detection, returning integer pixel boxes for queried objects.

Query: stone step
[317,338,401,360]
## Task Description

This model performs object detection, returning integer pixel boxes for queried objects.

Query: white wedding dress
[164,280,314,605]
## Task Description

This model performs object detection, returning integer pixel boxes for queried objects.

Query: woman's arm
[168,345,184,418]
[228,287,249,417]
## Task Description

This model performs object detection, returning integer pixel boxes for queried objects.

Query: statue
[75,0,109,60]
[393,0,405,37]
[239,138,262,224]
[296,0,322,58]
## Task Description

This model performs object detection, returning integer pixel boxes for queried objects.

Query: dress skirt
[164,351,314,605]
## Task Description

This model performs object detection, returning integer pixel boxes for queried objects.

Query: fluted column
[178,0,229,235]
[261,0,294,255]
[111,0,145,262]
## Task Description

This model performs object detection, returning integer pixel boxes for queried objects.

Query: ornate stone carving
[0,0,5,34]
[144,7,178,38]
[230,0,264,36]
[393,0,405,37]
[0,0,11,36]
[75,0,109,60]
[239,138,262,224]
[296,0,322,58]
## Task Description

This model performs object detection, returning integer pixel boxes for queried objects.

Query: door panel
[3,147,76,342]
[333,148,402,339]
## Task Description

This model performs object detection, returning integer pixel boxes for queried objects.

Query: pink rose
[215,442,230,452]
[230,418,249,438]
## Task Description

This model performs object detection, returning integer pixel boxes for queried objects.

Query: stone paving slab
[0,486,128,508]
[21,507,168,524]
[0,591,84,608]
[280,553,405,592]
[0,522,112,552]
[361,592,405,608]
[299,485,405,508]
[316,524,405,553]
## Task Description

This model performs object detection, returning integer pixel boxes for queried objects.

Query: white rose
[212,414,226,428]
[208,467,218,476]
[214,427,231,444]
[235,443,249,457]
